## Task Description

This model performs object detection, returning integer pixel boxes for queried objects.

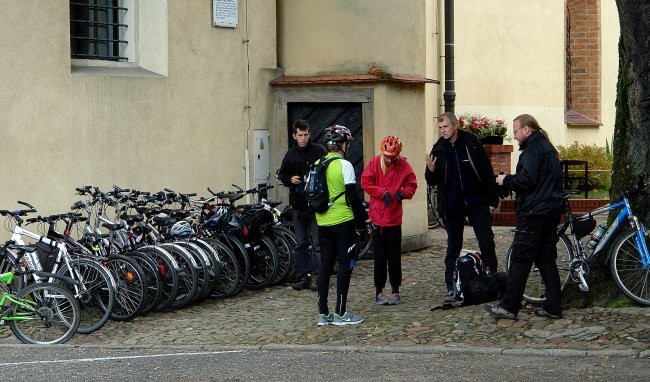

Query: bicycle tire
[191,238,224,298]
[270,230,294,285]
[158,243,198,309]
[214,232,250,295]
[273,226,298,282]
[609,228,650,306]
[427,186,445,230]
[10,282,81,344]
[356,222,376,260]
[202,238,240,298]
[105,254,148,321]
[246,235,279,290]
[505,233,573,304]
[56,258,116,334]
[138,245,180,312]
[127,252,162,315]
[174,241,212,304]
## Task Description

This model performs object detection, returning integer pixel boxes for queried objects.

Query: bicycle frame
[9,226,82,293]
[0,272,38,323]
[569,196,650,268]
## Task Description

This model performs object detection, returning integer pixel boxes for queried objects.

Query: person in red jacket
[361,136,418,305]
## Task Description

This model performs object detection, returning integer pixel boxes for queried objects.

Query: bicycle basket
[571,216,597,238]
[35,241,59,272]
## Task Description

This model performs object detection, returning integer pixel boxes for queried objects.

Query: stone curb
[0,343,644,358]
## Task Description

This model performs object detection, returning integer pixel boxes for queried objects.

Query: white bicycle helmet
[169,220,194,237]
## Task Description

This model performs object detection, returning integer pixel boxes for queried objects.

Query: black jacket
[425,130,499,218]
[502,130,564,218]
[278,141,327,210]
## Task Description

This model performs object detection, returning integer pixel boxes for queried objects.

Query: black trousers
[292,208,320,279]
[500,214,562,316]
[373,225,402,294]
[317,220,356,315]
[443,204,497,291]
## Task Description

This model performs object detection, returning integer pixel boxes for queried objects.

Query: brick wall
[566,0,601,121]
[484,144,513,175]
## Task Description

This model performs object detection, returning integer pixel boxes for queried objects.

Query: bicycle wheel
[202,238,240,298]
[158,243,198,309]
[427,186,445,230]
[356,222,376,260]
[127,252,162,315]
[56,258,116,334]
[505,233,573,304]
[138,245,180,312]
[214,233,249,295]
[174,241,214,303]
[273,226,297,282]
[270,230,294,285]
[609,228,650,306]
[10,282,80,344]
[104,254,148,321]
[246,235,279,290]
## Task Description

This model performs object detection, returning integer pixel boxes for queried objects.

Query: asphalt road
[1,345,647,382]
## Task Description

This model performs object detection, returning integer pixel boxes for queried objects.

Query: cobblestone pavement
[1,226,648,355]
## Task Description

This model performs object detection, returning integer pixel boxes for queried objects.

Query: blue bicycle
[507,171,650,306]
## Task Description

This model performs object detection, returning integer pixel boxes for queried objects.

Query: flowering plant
[457,113,510,141]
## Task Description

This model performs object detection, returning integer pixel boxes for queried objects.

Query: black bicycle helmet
[323,125,353,144]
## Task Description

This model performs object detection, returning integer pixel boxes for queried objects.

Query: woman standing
[361,136,418,305]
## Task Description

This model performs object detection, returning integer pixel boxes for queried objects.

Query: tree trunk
[582,0,650,306]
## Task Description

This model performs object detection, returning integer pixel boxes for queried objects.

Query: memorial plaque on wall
[213,0,238,28]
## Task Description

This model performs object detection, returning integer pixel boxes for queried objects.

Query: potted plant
[457,113,510,145]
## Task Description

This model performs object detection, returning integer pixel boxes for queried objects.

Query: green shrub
[557,141,612,191]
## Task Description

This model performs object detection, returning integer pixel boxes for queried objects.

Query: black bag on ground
[304,156,345,213]
[455,252,507,305]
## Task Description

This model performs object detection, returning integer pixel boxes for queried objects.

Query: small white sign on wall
[213,0,238,28]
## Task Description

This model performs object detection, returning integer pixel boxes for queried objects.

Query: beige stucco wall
[453,0,619,161]
[278,0,430,77]
[275,0,440,246]
[453,0,566,154]
[0,1,277,218]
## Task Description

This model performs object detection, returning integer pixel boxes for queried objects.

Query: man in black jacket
[486,114,564,320]
[278,120,327,291]
[425,112,499,303]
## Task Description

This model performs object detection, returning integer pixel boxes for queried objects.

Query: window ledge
[71,59,166,78]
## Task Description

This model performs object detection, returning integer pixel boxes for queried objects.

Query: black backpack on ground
[455,251,507,306]
[304,156,345,213]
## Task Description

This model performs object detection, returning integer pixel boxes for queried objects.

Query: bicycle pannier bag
[304,156,345,213]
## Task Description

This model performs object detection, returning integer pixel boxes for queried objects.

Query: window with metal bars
[70,0,128,61]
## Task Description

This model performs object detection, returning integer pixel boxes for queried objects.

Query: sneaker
[292,276,311,291]
[332,311,365,326]
[376,292,389,305]
[388,293,401,305]
[444,290,459,303]
[316,313,333,326]
[534,307,562,319]
[484,304,517,320]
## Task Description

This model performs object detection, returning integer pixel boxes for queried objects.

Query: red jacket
[361,155,418,227]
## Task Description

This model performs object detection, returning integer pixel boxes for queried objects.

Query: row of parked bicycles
[0,183,376,345]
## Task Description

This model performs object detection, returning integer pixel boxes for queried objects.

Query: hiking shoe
[534,307,562,319]
[388,293,401,305]
[292,276,311,291]
[376,292,389,305]
[308,278,318,291]
[484,304,517,320]
[332,311,365,326]
[316,313,333,326]
[444,290,459,303]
